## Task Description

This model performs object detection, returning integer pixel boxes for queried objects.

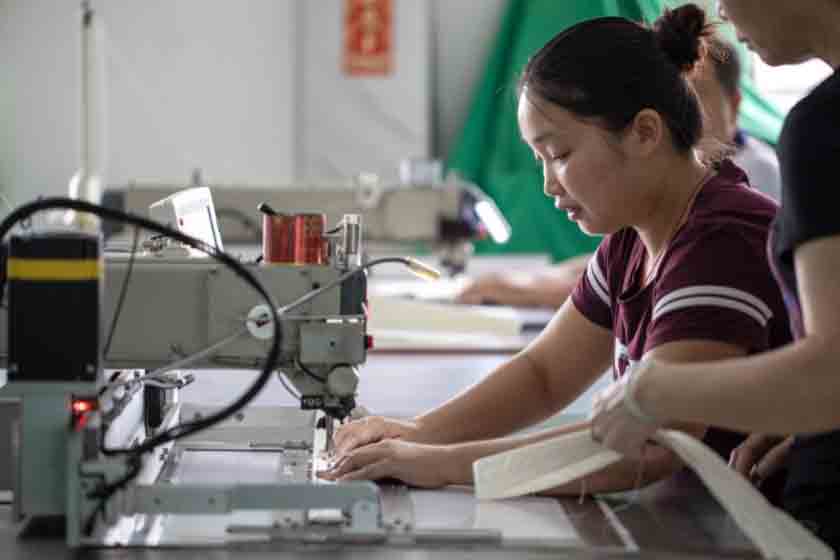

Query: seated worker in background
[319,5,790,496]
[694,35,781,201]
[455,34,780,309]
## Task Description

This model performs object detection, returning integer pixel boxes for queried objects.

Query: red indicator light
[71,398,98,431]
[72,399,97,414]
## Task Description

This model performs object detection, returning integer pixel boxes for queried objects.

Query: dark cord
[83,454,142,536]
[0,197,282,456]
[103,225,139,356]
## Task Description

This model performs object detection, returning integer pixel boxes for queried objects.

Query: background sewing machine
[101,172,511,276]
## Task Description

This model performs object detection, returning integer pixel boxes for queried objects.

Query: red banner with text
[343,0,392,76]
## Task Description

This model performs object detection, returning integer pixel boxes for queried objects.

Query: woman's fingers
[728,433,785,477]
[752,436,795,484]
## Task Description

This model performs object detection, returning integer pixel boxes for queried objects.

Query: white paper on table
[370,328,530,352]
[368,277,471,302]
[367,295,523,336]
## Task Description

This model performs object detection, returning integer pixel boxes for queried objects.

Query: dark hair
[706,35,741,97]
[518,4,714,153]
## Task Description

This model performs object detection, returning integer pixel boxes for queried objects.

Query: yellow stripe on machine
[7,258,101,281]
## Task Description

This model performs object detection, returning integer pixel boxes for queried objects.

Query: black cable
[83,454,142,536]
[103,224,139,357]
[0,198,282,458]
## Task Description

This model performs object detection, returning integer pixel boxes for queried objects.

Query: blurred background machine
[102,172,511,275]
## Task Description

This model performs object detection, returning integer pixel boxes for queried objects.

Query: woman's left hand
[590,365,663,458]
[317,439,462,488]
[729,433,794,487]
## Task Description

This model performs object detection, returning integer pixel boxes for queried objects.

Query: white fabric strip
[586,258,610,307]
[653,285,773,321]
[473,430,833,560]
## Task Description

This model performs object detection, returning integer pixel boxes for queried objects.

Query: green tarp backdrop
[447,0,785,262]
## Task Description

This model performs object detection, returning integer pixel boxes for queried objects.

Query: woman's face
[717,0,814,65]
[517,92,638,236]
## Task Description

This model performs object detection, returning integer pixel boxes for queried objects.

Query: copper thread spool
[262,212,327,265]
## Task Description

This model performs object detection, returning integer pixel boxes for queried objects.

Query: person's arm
[635,235,840,433]
[326,339,747,493]
[333,299,613,454]
[412,298,612,444]
[454,254,590,308]
[440,339,744,495]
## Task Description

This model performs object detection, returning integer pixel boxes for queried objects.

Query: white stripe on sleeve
[585,257,610,306]
[653,296,769,326]
[653,285,773,322]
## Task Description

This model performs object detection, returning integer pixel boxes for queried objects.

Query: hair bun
[653,4,711,72]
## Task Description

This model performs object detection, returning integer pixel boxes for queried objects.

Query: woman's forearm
[415,302,612,446]
[414,351,562,445]
[640,335,840,434]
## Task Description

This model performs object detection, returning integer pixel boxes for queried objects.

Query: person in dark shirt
[318,6,790,497]
[591,0,840,551]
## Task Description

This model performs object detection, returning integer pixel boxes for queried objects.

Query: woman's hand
[318,439,463,488]
[333,416,421,457]
[729,433,794,487]
[590,362,663,458]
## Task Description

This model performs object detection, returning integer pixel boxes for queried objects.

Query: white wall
[101,1,297,186]
[0,0,505,207]
[1,1,80,206]
[1,0,299,205]
[300,0,430,181]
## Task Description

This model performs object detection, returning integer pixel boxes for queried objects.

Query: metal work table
[0,353,761,559]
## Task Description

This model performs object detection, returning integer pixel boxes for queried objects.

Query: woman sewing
[320,5,790,497]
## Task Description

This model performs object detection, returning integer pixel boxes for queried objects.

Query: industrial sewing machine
[0,194,439,548]
[102,173,511,275]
